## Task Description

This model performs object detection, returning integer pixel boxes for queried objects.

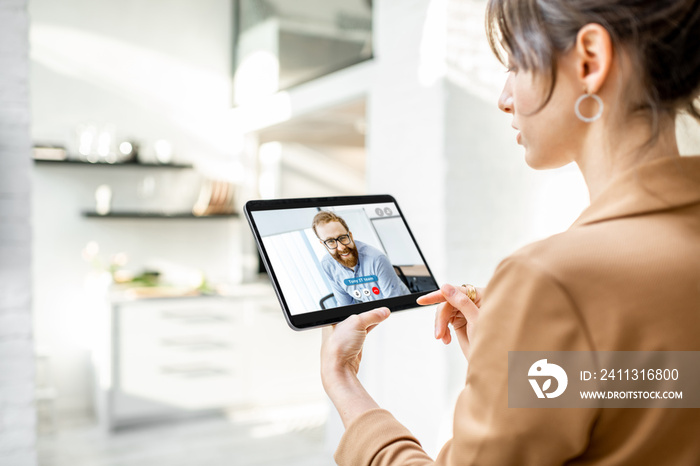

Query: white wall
[0,0,37,464]
[29,0,236,165]
[352,0,588,458]
[29,0,241,419]
[358,0,453,457]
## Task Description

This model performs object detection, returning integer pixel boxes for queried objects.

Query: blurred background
[1,0,699,465]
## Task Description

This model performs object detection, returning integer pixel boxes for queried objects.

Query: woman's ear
[575,23,613,94]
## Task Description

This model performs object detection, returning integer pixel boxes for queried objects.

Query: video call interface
[252,202,438,316]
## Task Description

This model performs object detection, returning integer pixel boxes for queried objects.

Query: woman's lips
[512,125,521,145]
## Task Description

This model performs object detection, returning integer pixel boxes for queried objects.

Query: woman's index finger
[416,289,447,305]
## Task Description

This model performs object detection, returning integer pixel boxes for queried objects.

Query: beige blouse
[335,156,700,465]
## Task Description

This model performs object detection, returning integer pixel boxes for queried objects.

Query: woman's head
[486,0,700,167]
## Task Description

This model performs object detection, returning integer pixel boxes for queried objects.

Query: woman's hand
[417,284,483,359]
[321,307,390,384]
[320,308,390,427]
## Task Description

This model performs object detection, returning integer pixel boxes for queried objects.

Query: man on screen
[312,211,410,306]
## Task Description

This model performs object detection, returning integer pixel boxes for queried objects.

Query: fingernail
[435,328,440,339]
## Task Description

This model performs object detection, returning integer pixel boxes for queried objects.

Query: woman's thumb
[357,307,391,330]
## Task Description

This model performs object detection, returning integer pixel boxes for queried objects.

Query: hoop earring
[574,93,604,123]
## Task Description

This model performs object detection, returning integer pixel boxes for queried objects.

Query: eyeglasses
[323,234,351,249]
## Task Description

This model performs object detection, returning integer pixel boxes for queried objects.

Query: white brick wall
[0,0,37,465]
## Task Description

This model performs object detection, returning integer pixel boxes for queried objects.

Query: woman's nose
[498,90,513,114]
[498,75,514,114]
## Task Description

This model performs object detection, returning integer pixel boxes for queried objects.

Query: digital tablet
[245,195,439,330]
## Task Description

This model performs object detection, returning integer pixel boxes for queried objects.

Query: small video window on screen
[252,202,436,316]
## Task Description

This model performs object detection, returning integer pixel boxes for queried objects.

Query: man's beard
[332,245,359,268]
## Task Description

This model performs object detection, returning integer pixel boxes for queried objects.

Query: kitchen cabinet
[94,284,324,431]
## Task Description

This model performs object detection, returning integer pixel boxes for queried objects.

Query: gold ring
[462,284,477,302]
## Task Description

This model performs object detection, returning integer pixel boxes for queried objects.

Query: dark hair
[312,211,350,237]
[485,0,700,135]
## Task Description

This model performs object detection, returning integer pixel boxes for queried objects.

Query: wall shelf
[82,211,239,219]
[34,159,193,169]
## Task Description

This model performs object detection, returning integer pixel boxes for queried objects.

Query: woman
[321,0,700,464]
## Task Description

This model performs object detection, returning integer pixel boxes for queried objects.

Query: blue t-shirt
[320,240,411,306]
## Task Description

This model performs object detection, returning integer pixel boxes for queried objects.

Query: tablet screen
[246,195,438,329]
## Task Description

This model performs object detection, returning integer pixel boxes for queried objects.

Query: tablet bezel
[245,194,439,330]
